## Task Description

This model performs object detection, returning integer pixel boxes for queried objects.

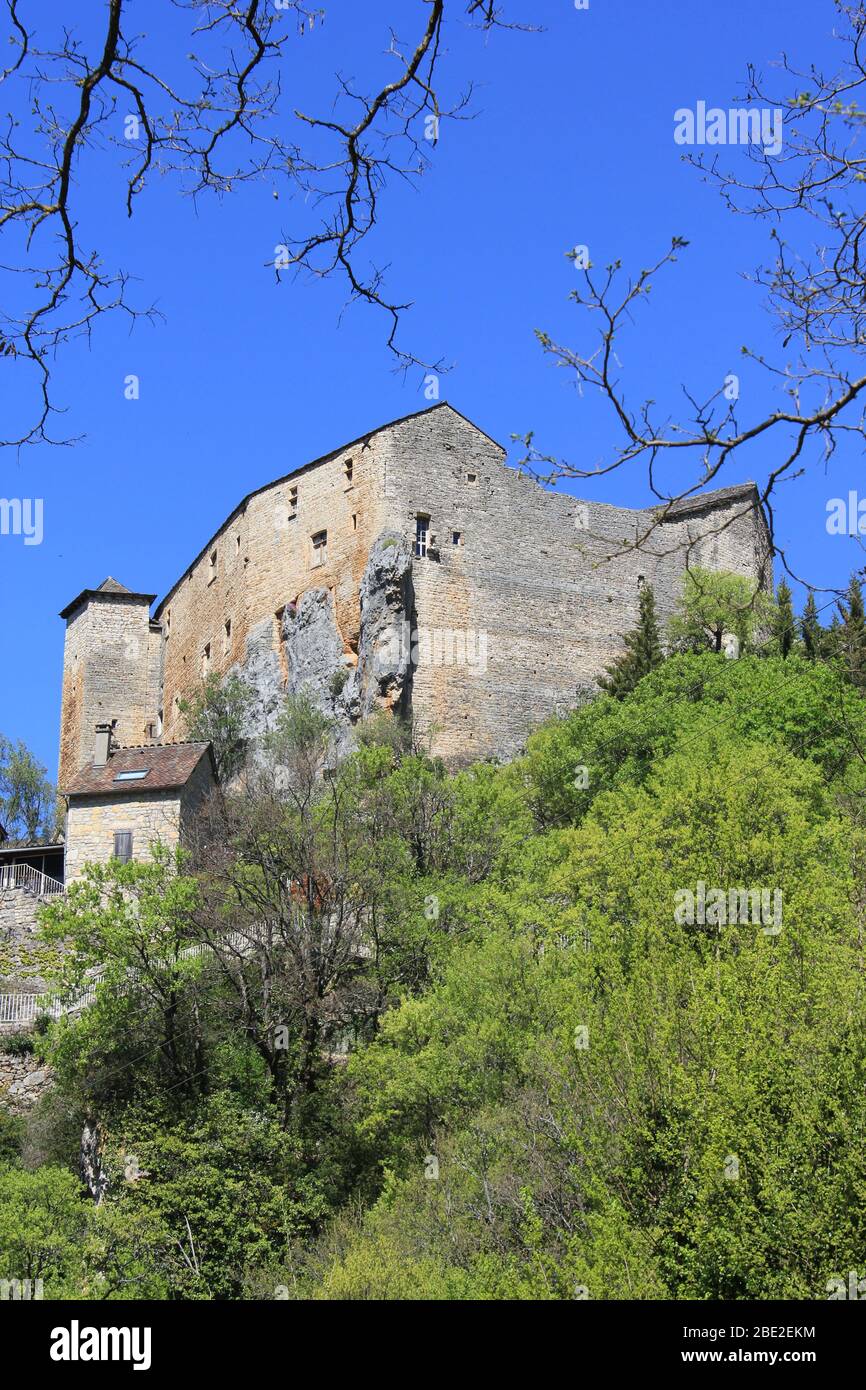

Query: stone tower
[58,578,161,788]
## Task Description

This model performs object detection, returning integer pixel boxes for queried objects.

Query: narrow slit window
[415,515,430,558]
[452,531,461,546]
[310,529,327,567]
[208,549,217,583]
[344,458,354,486]
[288,486,298,520]
[202,642,211,677]
[223,618,232,655]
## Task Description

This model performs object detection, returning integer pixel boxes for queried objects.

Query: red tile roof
[63,742,214,797]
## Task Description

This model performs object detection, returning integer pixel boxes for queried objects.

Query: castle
[1,401,771,1034]
[57,402,770,797]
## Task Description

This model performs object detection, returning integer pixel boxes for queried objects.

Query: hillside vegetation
[2,581,866,1300]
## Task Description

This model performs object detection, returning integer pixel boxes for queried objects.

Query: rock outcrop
[237,528,415,758]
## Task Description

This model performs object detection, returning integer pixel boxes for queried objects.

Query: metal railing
[0,862,65,899]
[0,914,370,1028]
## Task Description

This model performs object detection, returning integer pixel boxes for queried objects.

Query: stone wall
[380,407,770,763]
[0,890,55,993]
[156,425,391,744]
[0,1050,52,1112]
[65,790,184,881]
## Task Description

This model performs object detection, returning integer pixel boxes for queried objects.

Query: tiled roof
[63,742,214,797]
[59,576,157,621]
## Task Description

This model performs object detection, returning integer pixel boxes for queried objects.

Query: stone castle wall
[380,408,769,763]
[57,404,771,773]
[154,430,391,746]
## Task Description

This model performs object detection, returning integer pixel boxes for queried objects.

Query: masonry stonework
[0,891,55,993]
[58,404,771,773]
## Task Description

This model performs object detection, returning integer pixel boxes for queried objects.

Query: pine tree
[800,592,822,660]
[773,580,796,658]
[838,573,866,689]
[600,583,664,699]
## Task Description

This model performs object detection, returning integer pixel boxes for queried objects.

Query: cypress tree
[838,573,866,689]
[800,591,822,660]
[600,583,664,699]
[773,580,796,658]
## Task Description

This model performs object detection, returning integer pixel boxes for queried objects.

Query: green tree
[668,567,768,653]
[838,574,866,689]
[800,591,822,660]
[178,672,254,784]
[599,583,664,698]
[0,737,57,843]
[772,580,797,658]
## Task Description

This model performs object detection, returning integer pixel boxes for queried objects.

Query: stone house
[62,726,217,882]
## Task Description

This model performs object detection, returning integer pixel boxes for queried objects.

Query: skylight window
[114,769,149,782]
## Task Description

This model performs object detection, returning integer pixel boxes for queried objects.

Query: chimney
[93,722,114,767]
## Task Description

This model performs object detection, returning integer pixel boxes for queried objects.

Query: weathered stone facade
[64,748,215,880]
[58,403,771,771]
[59,581,161,790]
[0,890,55,993]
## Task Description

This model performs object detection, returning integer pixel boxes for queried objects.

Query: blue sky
[0,0,859,777]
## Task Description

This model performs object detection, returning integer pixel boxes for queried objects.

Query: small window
[208,550,217,583]
[288,486,298,520]
[202,642,211,677]
[223,618,232,654]
[165,609,171,634]
[113,831,133,864]
[344,458,354,487]
[466,472,477,484]
[236,534,241,553]
[114,769,149,782]
[415,515,430,559]
[637,574,646,588]
[310,530,327,567]
[452,531,461,546]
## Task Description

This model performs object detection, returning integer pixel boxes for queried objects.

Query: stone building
[57,402,771,784]
[63,731,216,881]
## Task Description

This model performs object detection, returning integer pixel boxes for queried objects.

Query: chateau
[57,401,770,796]
[0,402,771,1036]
